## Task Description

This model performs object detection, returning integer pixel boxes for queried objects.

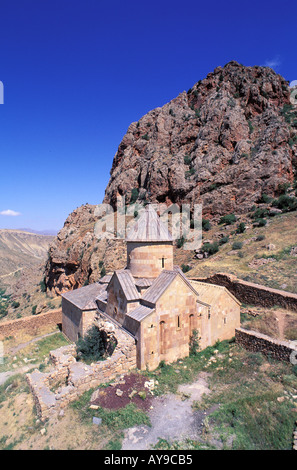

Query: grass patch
[192,345,297,450]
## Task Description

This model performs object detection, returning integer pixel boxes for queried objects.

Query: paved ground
[122,372,218,450]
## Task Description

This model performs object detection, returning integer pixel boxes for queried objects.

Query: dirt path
[122,372,219,450]
[8,331,58,355]
[0,267,24,279]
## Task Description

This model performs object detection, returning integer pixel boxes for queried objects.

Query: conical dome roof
[126,205,173,242]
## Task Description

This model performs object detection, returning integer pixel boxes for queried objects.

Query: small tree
[202,219,211,231]
[100,266,106,277]
[236,222,246,234]
[232,241,243,250]
[189,329,200,356]
[219,214,237,225]
[76,326,105,363]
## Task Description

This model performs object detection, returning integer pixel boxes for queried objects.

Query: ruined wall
[0,309,62,340]
[26,312,137,421]
[192,273,297,312]
[235,327,297,362]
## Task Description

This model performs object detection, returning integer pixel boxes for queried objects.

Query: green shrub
[257,218,267,227]
[232,241,243,250]
[11,301,20,309]
[39,278,47,293]
[176,237,185,248]
[202,219,211,231]
[100,266,106,278]
[272,194,297,212]
[219,214,237,225]
[76,326,106,363]
[184,155,191,165]
[259,193,272,203]
[201,242,219,255]
[236,222,246,234]
[251,208,268,219]
[181,264,191,273]
[189,329,200,356]
[32,305,37,315]
[277,182,290,195]
[130,188,139,204]
[219,236,229,245]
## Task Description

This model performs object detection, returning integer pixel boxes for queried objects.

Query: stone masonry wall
[192,273,297,312]
[235,327,297,362]
[0,309,62,340]
[26,312,137,421]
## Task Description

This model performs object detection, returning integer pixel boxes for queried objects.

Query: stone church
[62,205,241,370]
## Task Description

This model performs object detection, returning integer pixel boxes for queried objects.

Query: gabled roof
[142,269,199,305]
[126,204,173,242]
[62,283,106,310]
[190,280,241,306]
[126,304,154,322]
[108,269,140,301]
[134,278,155,288]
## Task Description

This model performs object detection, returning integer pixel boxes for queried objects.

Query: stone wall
[235,327,297,362]
[191,273,297,312]
[0,309,62,340]
[26,312,137,420]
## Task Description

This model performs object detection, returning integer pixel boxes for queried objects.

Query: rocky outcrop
[104,61,296,219]
[45,61,297,294]
[45,204,126,294]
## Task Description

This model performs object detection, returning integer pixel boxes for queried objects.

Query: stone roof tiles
[112,269,140,301]
[62,283,106,310]
[126,304,154,322]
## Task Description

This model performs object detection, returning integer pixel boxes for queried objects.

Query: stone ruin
[26,313,137,421]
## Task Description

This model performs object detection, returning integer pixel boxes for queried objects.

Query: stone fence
[235,327,297,363]
[191,273,297,312]
[26,312,137,421]
[0,309,62,340]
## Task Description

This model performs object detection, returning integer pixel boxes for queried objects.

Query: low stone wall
[235,327,297,363]
[26,312,137,420]
[191,273,297,312]
[0,309,62,340]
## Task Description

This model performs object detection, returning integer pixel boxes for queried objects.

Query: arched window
[161,256,165,268]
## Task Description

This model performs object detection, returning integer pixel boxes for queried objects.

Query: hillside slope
[0,230,54,278]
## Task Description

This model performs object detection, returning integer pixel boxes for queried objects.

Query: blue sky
[0,0,296,231]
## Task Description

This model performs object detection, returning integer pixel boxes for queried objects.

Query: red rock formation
[45,61,297,294]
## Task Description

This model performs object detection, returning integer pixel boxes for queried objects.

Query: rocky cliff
[45,61,297,294]
[104,61,296,217]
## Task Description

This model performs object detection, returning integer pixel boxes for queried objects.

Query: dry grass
[175,211,297,294]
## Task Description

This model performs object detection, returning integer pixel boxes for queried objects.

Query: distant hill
[0,229,54,278]
[18,228,58,236]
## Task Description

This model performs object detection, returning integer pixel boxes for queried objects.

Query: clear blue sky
[0,0,296,231]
